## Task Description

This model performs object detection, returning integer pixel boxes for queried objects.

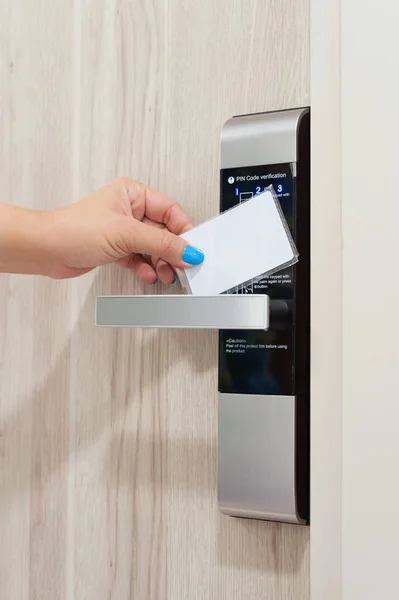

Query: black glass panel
[219,163,296,396]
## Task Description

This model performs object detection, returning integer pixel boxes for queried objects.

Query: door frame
[310,1,342,599]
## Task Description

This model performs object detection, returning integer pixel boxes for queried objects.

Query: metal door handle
[95,294,269,330]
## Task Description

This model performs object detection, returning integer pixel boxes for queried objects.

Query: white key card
[177,187,298,295]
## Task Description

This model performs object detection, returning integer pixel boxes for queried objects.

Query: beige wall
[310,1,399,598]
[341,0,399,598]
[0,1,310,599]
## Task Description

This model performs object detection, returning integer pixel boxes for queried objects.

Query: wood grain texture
[74,1,310,599]
[0,2,73,599]
[0,0,310,599]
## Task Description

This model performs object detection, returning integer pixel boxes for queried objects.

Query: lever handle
[95,294,269,330]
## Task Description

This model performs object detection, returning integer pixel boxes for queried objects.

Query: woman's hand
[0,178,204,283]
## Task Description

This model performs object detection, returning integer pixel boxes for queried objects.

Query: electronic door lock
[94,106,311,527]
[217,107,310,526]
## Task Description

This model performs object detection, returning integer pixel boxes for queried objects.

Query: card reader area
[218,163,297,397]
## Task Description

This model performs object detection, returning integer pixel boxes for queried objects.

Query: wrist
[0,203,58,277]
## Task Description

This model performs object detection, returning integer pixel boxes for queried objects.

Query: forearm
[0,203,55,276]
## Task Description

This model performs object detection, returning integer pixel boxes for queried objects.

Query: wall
[310,1,399,598]
[0,1,310,598]
[341,1,399,598]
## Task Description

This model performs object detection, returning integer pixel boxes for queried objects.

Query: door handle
[95,294,269,330]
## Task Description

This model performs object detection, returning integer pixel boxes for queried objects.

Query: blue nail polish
[182,245,204,266]
[171,273,177,284]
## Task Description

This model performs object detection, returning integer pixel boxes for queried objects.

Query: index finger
[141,185,193,235]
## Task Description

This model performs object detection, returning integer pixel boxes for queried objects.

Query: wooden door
[0,1,310,598]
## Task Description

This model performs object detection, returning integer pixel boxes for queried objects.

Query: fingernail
[182,245,204,266]
[171,273,177,284]
[152,278,158,285]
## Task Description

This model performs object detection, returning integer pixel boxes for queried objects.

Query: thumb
[125,219,205,267]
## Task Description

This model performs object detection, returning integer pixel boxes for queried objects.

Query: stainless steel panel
[95,294,269,329]
[220,107,309,169]
[218,393,304,524]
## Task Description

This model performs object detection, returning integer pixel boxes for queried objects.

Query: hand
[0,178,204,283]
